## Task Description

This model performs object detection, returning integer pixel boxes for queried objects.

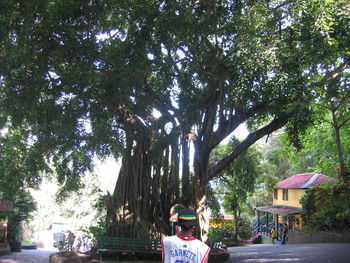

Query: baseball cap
[178,208,198,226]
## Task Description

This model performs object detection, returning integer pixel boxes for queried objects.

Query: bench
[97,236,162,262]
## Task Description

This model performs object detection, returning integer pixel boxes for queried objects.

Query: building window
[283,189,288,201]
[274,189,278,200]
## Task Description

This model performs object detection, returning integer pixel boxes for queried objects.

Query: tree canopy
[1,0,349,238]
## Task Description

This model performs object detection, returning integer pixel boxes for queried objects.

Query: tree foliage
[210,139,260,240]
[1,0,350,238]
[0,128,46,191]
[282,119,350,179]
[279,79,350,181]
[313,78,350,181]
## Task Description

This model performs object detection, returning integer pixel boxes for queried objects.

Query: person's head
[178,208,198,230]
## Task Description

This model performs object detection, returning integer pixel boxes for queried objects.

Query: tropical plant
[6,190,37,244]
[0,129,38,245]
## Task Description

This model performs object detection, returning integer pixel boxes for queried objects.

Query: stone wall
[288,230,350,244]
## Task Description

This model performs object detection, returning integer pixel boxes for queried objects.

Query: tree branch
[315,58,350,89]
[207,115,288,182]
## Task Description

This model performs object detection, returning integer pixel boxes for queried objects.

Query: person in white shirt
[162,208,210,263]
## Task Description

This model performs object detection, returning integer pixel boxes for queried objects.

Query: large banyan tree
[1,0,349,239]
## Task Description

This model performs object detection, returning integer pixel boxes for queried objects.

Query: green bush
[208,219,233,246]
[208,217,252,246]
[300,182,350,232]
[238,221,252,240]
[81,219,108,247]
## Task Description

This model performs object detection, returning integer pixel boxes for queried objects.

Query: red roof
[276,173,337,189]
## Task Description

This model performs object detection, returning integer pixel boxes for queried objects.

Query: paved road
[228,243,350,263]
[1,243,350,263]
[0,248,57,263]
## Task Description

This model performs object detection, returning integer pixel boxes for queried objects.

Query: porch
[253,205,302,239]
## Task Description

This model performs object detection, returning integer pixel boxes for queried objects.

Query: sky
[94,157,120,194]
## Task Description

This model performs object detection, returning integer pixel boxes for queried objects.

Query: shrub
[300,182,350,232]
[208,219,233,247]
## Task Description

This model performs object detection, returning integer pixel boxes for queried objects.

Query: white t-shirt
[162,234,210,263]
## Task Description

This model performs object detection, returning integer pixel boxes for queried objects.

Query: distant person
[67,231,76,251]
[281,225,288,245]
[82,235,90,251]
[162,208,210,263]
[271,227,278,245]
[75,236,82,252]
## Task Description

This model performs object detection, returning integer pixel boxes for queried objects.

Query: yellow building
[255,173,337,233]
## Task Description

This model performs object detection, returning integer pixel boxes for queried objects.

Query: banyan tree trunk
[104,120,215,241]
[108,133,155,238]
[193,152,211,242]
[107,131,183,238]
